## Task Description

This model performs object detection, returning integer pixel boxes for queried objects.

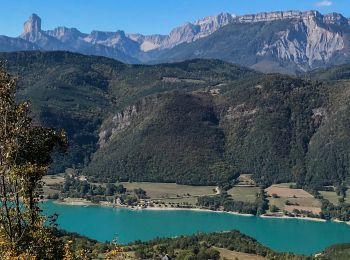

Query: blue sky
[1,0,349,36]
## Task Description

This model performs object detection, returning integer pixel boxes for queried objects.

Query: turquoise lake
[42,200,350,256]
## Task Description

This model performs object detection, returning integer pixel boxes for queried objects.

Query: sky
[1,0,349,37]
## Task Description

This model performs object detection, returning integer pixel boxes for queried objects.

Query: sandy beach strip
[261,214,326,222]
[142,206,254,216]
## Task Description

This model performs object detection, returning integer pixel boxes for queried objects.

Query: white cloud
[315,1,333,7]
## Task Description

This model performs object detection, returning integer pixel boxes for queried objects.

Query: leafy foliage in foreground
[0,65,67,258]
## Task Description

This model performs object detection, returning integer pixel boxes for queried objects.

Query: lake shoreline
[53,198,254,217]
[260,214,327,222]
[51,198,350,224]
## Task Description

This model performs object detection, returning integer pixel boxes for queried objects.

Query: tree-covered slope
[56,229,307,259]
[0,51,257,177]
[319,244,350,260]
[130,231,306,259]
[84,92,236,185]
[2,51,350,188]
[221,75,326,186]
[304,70,350,187]
[87,73,328,186]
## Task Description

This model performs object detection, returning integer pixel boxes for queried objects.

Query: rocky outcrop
[234,11,321,23]
[21,13,42,42]
[46,27,87,43]
[225,104,259,120]
[127,34,167,52]
[20,14,65,50]
[160,12,235,49]
[98,95,161,147]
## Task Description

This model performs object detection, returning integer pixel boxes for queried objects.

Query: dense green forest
[129,231,306,259]
[2,51,350,188]
[319,243,350,260]
[56,229,310,259]
[56,229,350,259]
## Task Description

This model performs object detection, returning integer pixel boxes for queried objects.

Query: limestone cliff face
[155,10,349,73]
[233,11,350,71]
[124,12,235,51]
[46,27,86,43]
[252,12,348,71]
[20,14,66,50]
[256,24,345,70]
[159,12,235,49]
[233,10,349,25]
[98,95,160,148]
[126,34,167,52]
[235,11,322,23]
[21,14,42,42]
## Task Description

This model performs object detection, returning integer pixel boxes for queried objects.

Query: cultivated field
[265,185,313,198]
[319,189,350,205]
[42,174,65,196]
[227,186,260,203]
[319,191,341,205]
[157,197,199,205]
[213,247,265,260]
[284,205,321,215]
[120,182,217,199]
[42,175,65,185]
[266,184,321,214]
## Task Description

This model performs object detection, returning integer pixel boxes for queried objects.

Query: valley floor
[52,197,346,224]
[42,173,350,224]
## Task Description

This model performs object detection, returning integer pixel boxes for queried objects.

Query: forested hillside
[3,51,255,176]
[130,231,305,259]
[2,51,350,188]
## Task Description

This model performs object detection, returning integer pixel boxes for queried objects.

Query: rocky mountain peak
[192,12,235,39]
[194,12,235,27]
[22,14,41,35]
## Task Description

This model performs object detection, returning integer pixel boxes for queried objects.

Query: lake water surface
[42,200,350,255]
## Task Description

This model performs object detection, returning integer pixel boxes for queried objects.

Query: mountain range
[1,11,350,74]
